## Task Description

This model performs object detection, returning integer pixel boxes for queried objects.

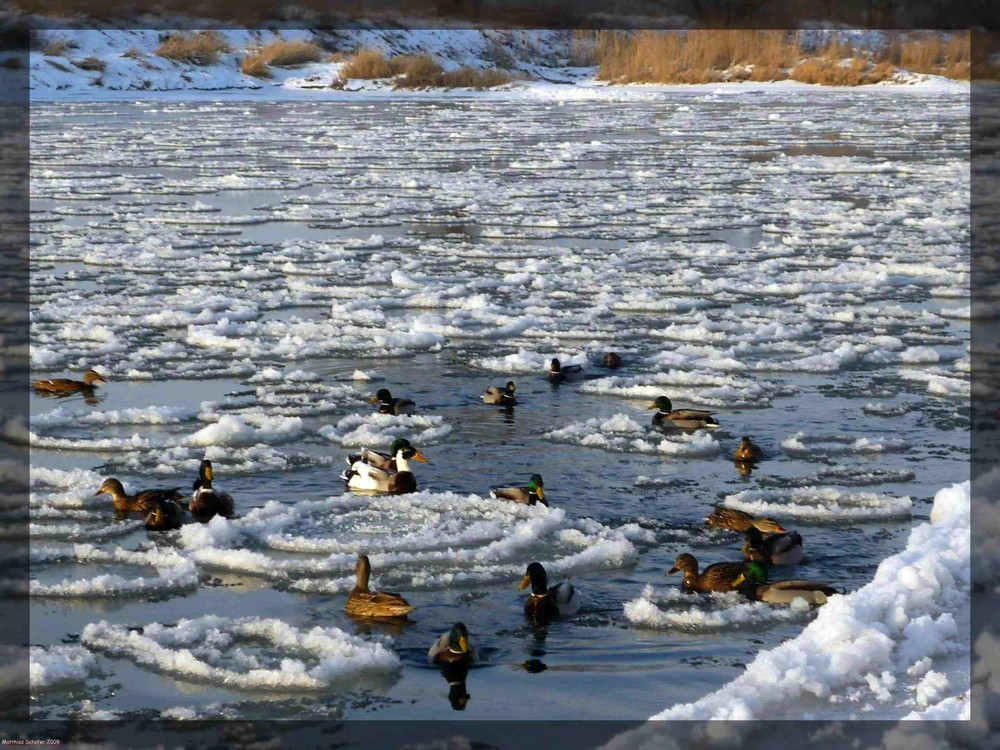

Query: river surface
[26,90,969,720]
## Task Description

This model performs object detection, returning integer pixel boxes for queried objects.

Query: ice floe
[80,616,400,690]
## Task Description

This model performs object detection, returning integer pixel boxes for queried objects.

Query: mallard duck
[189,459,235,522]
[94,478,183,514]
[668,553,747,593]
[733,562,841,606]
[369,388,415,415]
[346,438,421,471]
[144,498,185,531]
[428,623,474,666]
[705,507,785,534]
[734,436,763,462]
[743,527,804,566]
[648,396,719,429]
[344,554,414,618]
[340,440,427,494]
[33,369,106,394]
[601,352,623,369]
[519,561,581,619]
[547,358,582,383]
[491,473,547,506]
[482,381,517,405]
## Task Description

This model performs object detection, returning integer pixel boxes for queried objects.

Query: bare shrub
[155,31,229,66]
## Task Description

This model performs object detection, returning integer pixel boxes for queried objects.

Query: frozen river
[26,88,969,720]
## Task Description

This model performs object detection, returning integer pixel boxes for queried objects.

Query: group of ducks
[38,358,843,710]
[93,460,235,530]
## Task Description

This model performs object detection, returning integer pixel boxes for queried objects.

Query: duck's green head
[647,396,673,413]
[370,388,392,405]
[735,562,768,587]
[549,358,561,373]
[528,473,544,501]
[448,622,470,654]
[391,438,427,463]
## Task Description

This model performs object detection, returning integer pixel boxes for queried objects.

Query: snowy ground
[25,28,970,101]
[25,49,970,721]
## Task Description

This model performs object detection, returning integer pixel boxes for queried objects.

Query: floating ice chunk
[30,545,198,598]
[80,616,400,691]
[546,414,719,457]
[624,585,812,630]
[184,415,303,447]
[781,432,907,458]
[723,487,912,522]
[319,413,451,447]
[31,405,198,429]
[30,644,99,690]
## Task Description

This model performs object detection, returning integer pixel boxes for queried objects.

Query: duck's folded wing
[427,631,450,662]
[770,580,835,593]
[669,409,715,419]
[360,448,392,468]
[492,487,529,503]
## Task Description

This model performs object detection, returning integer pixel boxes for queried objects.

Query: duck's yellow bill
[535,487,545,501]
[368,395,379,404]
[412,450,428,463]
[204,465,213,481]
[733,573,746,586]
[518,574,531,590]
[646,403,658,410]
[458,635,469,653]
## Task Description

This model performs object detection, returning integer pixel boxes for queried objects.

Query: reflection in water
[521,658,547,674]
[33,389,105,407]
[441,662,470,711]
[347,613,411,638]
[734,459,756,477]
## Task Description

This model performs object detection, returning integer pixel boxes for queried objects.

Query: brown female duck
[94,478,183,514]
[668,553,747,593]
[705,507,785,534]
[33,369,106,394]
[144,498,185,531]
[734,436,764,462]
[344,554,414,618]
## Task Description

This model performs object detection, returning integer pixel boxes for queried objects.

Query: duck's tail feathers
[346,454,361,466]
[340,469,355,483]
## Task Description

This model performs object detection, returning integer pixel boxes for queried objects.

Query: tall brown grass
[155,32,229,66]
[254,39,324,67]
[240,53,271,78]
[595,30,972,85]
[340,49,512,89]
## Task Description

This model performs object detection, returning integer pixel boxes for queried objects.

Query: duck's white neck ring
[530,592,547,598]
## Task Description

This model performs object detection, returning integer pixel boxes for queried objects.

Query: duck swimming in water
[491,473,547,506]
[743,526,805,566]
[33,369,107,394]
[189,459,235,522]
[547,358,582,383]
[144,498,185,531]
[705,507,785,534]
[369,388,415,415]
[734,436,764,462]
[94,478,183,514]
[482,381,517,406]
[341,440,427,494]
[668,553,747,593]
[733,562,842,606]
[519,561,581,619]
[428,622,474,666]
[601,352,623,369]
[648,396,719,430]
[344,554,414,618]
